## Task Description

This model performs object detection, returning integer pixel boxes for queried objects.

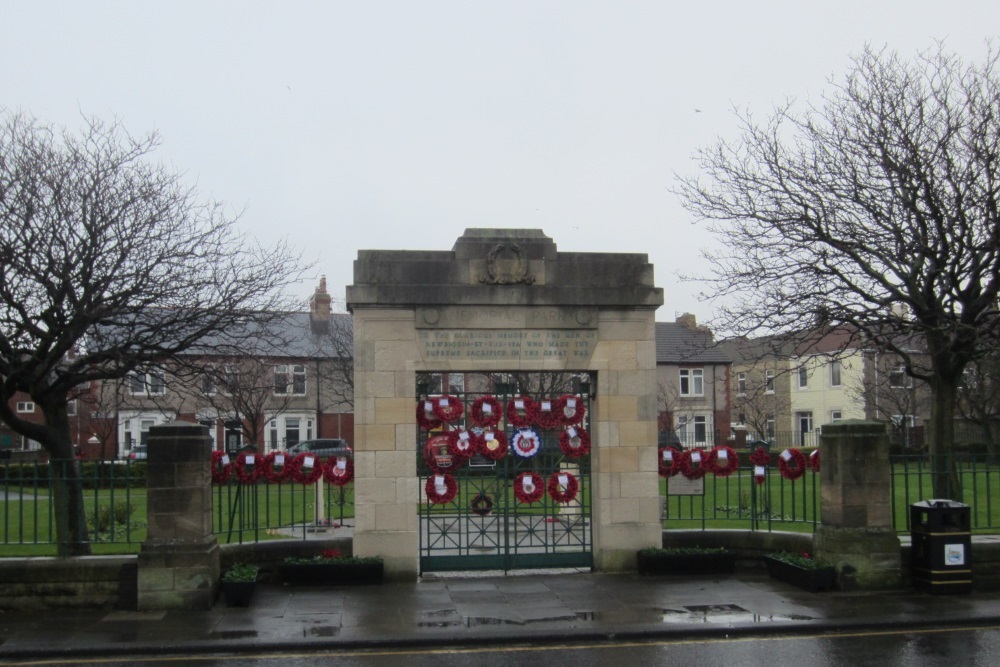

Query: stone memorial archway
[346,229,663,579]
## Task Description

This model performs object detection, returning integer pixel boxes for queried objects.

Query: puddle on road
[417,611,579,628]
[306,626,340,637]
[575,604,814,625]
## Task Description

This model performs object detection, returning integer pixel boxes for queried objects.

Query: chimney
[676,313,697,330]
[310,275,332,332]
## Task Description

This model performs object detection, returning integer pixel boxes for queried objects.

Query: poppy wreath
[557,394,586,426]
[679,448,709,480]
[513,471,545,504]
[211,450,232,485]
[323,456,354,486]
[657,446,682,477]
[547,471,579,504]
[469,396,503,428]
[809,449,821,473]
[749,446,772,467]
[289,451,324,485]
[416,401,442,430]
[425,473,458,505]
[448,429,477,461]
[424,434,457,473]
[558,426,591,458]
[506,396,539,428]
[511,428,543,459]
[476,430,509,460]
[708,445,739,477]
[262,451,291,483]
[534,398,563,430]
[232,450,264,484]
[778,448,808,481]
[431,394,464,422]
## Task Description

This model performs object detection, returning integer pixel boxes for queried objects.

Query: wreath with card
[513,471,545,504]
[469,396,503,428]
[558,426,591,458]
[425,474,458,504]
[777,448,808,481]
[211,450,232,485]
[476,430,509,460]
[658,446,682,477]
[507,396,539,428]
[679,448,709,480]
[708,445,739,477]
[289,452,324,485]
[547,471,579,504]
[323,456,354,486]
[263,451,290,483]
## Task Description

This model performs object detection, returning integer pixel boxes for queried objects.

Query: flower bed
[281,549,384,586]
[764,552,836,592]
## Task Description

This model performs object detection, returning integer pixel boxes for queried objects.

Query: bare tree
[0,112,307,555]
[957,357,1000,455]
[313,308,355,412]
[675,44,1000,498]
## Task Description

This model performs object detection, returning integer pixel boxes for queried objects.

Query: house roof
[655,322,731,364]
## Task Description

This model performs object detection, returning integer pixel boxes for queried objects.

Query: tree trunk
[42,404,92,556]
[927,378,962,501]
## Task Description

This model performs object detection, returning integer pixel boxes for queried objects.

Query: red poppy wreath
[658,446,682,477]
[708,445,739,477]
[233,450,264,485]
[777,448,808,481]
[476,430,509,460]
[679,448,709,480]
[416,400,442,430]
[469,396,503,428]
[323,456,354,486]
[431,394,464,422]
[558,426,591,458]
[749,446,771,467]
[535,398,564,430]
[289,451,324,485]
[263,451,291,483]
[507,396,539,428]
[425,474,458,504]
[514,471,545,504]
[449,429,477,461]
[547,471,579,504]
[211,450,232,485]
[557,394,586,426]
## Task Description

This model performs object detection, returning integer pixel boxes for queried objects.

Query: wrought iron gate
[418,373,593,573]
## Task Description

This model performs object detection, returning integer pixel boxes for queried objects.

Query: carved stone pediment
[480,242,535,285]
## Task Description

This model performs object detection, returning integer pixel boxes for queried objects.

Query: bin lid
[912,499,970,509]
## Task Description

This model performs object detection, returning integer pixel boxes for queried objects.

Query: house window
[129,371,165,396]
[16,401,35,413]
[67,400,77,416]
[679,369,704,397]
[889,366,912,388]
[201,373,216,396]
[765,414,775,441]
[736,372,747,395]
[829,361,842,387]
[765,370,775,394]
[693,415,708,444]
[797,366,809,389]
[221,366,239,395]
[269,416,314,450]
[123,417,156,450]
[274,364,307,396]
[831,410,843,421]
[447,373,465,394]
[676,415,688,444]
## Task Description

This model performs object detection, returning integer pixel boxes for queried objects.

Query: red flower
[322,549,343,559]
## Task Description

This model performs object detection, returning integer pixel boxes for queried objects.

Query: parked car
[285,439,351,459]
[129,444,148,460]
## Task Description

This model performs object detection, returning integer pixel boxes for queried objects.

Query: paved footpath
[2,569,1000,660]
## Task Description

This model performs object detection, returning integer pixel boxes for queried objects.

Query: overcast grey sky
[3,1,998,323]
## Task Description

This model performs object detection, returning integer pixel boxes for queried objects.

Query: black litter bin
[910,499,972,594]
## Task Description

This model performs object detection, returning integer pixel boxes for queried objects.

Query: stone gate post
[137,421,219,610]
[814,420,901,589]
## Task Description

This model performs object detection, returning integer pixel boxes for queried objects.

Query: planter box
[281,562,384,586]
[764,555,836,592]
[637,550,736,576]
[221,581,256,607]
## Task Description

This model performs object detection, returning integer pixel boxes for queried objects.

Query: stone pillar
[137,421,219,610]
[814,420,900,589]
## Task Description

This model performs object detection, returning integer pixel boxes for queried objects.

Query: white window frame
[274,364,307,396]
[736,372,747,395]
[16,401,35,413]
[831,410,843,421]
[118,411,171,458]
[797,366,809,389]
[889,365,912,389]
[129,370,166,396]
[679,368,704,397]
[693,415,708,444]
[765,370,775,394]
[268,414,315,450]
[829,360,842,387]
